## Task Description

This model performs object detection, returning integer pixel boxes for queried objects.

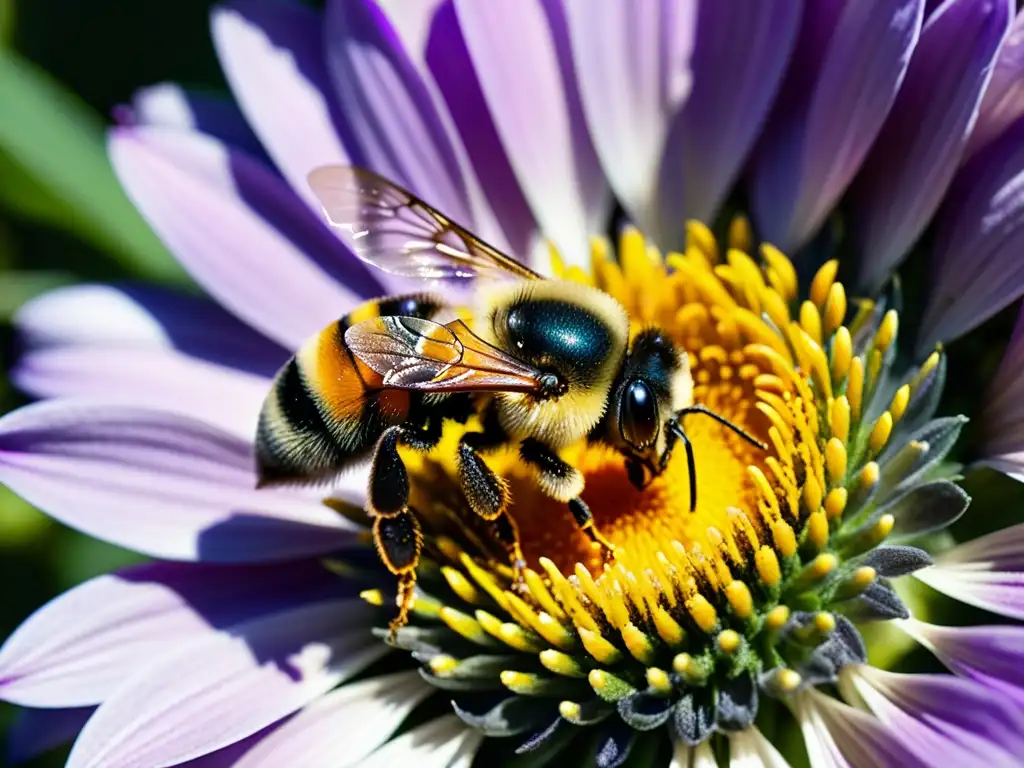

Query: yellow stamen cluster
[355,220,946,741]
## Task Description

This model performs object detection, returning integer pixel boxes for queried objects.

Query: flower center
[350,219,952,752]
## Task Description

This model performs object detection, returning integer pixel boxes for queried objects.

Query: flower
[4,1,1024,766]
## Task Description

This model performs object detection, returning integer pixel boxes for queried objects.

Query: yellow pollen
[717,629,742,654]
[442,566,483,605]
[776,669,802,693]
[725,581,754,619]
[687,594,720,633]
[890,385,910,423]
[859,462,880,489]
[807,510,829,550]
[429,654,458,676]
[647,667,674,695]
[824,282,846,337]
[825,487,848,520]
[826,438,848,484]
[686,220,718,261]
[831,327,852,382]
[814,612,836,634]
[761,244,798,302]
[359,588,385,606]
[621,623,657,665]
[652,606,687,646]
[576,627,622,665]
[540,649,586,677]
[810,260,839,308]
[876,310,898,352]
[765,605,791,631]
[800,301,823,345]
[869,412,893,456]
[755,546,782,587]
[848,357,865,421]
[830,396,851,444]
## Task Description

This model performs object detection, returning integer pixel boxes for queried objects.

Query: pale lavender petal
[854,0,1012,291]
[564,0,695,235]
[6,706,93,764]
[454,0,611,267]
[128,82,266,160]
[13,347,269,440]
[356,714,483,768]
[109,126,382,349]
[65,599,386,768]
[0,402,357,562]
[15,283,288,378]
[421,1,538,258]
[0,560,342,707]
[233,671,433,767]
[323,0,473,227]
[211,0,351,206]
[175,730,279,768]
[793,687,919,768]
[898,618,1024,703]
[914,522,1024,619]
[751,0,925,253]
[965,9,1024,158]
[657,0,802,245]
[843,666,1024,764]
[978,304,1024,465]
[919,117,1024,350]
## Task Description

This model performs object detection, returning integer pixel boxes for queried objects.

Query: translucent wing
[308,166,543,283]
[344,315,544,393]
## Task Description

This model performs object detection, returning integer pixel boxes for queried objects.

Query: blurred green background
[0,1,227,763]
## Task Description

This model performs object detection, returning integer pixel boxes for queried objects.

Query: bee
[255,166,766,633]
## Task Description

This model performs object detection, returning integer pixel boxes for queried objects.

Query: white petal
[356,714,483,768]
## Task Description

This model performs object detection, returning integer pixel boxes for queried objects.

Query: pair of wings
[308,166,547,395]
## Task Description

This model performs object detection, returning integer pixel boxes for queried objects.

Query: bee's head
[482,281,629,447]
[614,330,692,454]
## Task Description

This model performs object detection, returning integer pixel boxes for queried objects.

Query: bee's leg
[371,509,423,640]
[368,420,443,517]
[660,420,697,513]
[457,431,511,521]
[493,510,528,591]
[519,438,615,555]
[368,420,442,635]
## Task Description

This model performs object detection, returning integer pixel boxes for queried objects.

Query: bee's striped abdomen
[255,293,443,486]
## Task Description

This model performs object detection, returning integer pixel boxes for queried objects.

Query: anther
[540,649,587,678]
[761,667,802,696]
[824,488,848,520]
[717,629,743,655]
[647,668,674,696]
[833,566,877,601]
[589,669,637,702]
[578,627,623,665]
[621,623,657,665]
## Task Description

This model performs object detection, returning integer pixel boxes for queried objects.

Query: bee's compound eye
[620,379,660,449]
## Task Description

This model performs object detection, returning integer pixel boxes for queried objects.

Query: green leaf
[0,49,187,283]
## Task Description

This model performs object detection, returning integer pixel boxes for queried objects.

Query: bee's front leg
[519,438,615,558]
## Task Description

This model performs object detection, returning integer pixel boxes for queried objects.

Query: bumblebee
[255,166,765,632]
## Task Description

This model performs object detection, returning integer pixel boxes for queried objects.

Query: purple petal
[965,9,1024,158]
[914,522,1024,619]
[233,671,432,767]
[843,666,1024,764]
[657,0,802,245]
[454,0,611,267]
[750,0,925,253]
[14,283,288,378]
[564,0,696,235]
[853,0,1012,291]
[358,715,482,768]
[978,304,1024,466]
[0,560,343,707]
[0,401,357,562]
[175,729,280,768]
[793,687,920,768]
[6,706,93,765]
[64,599,386,768]
[421,1,538,258]
[323,0,473,227]
[919,115,1024,349]
[899,618,1024,704]
[109,126,382,349]
[211,0,352,206]
[128,83,267,161]
[13,347,269,440]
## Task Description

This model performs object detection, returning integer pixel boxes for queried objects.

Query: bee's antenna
[676,405,769,452]
[670,405,769,513]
